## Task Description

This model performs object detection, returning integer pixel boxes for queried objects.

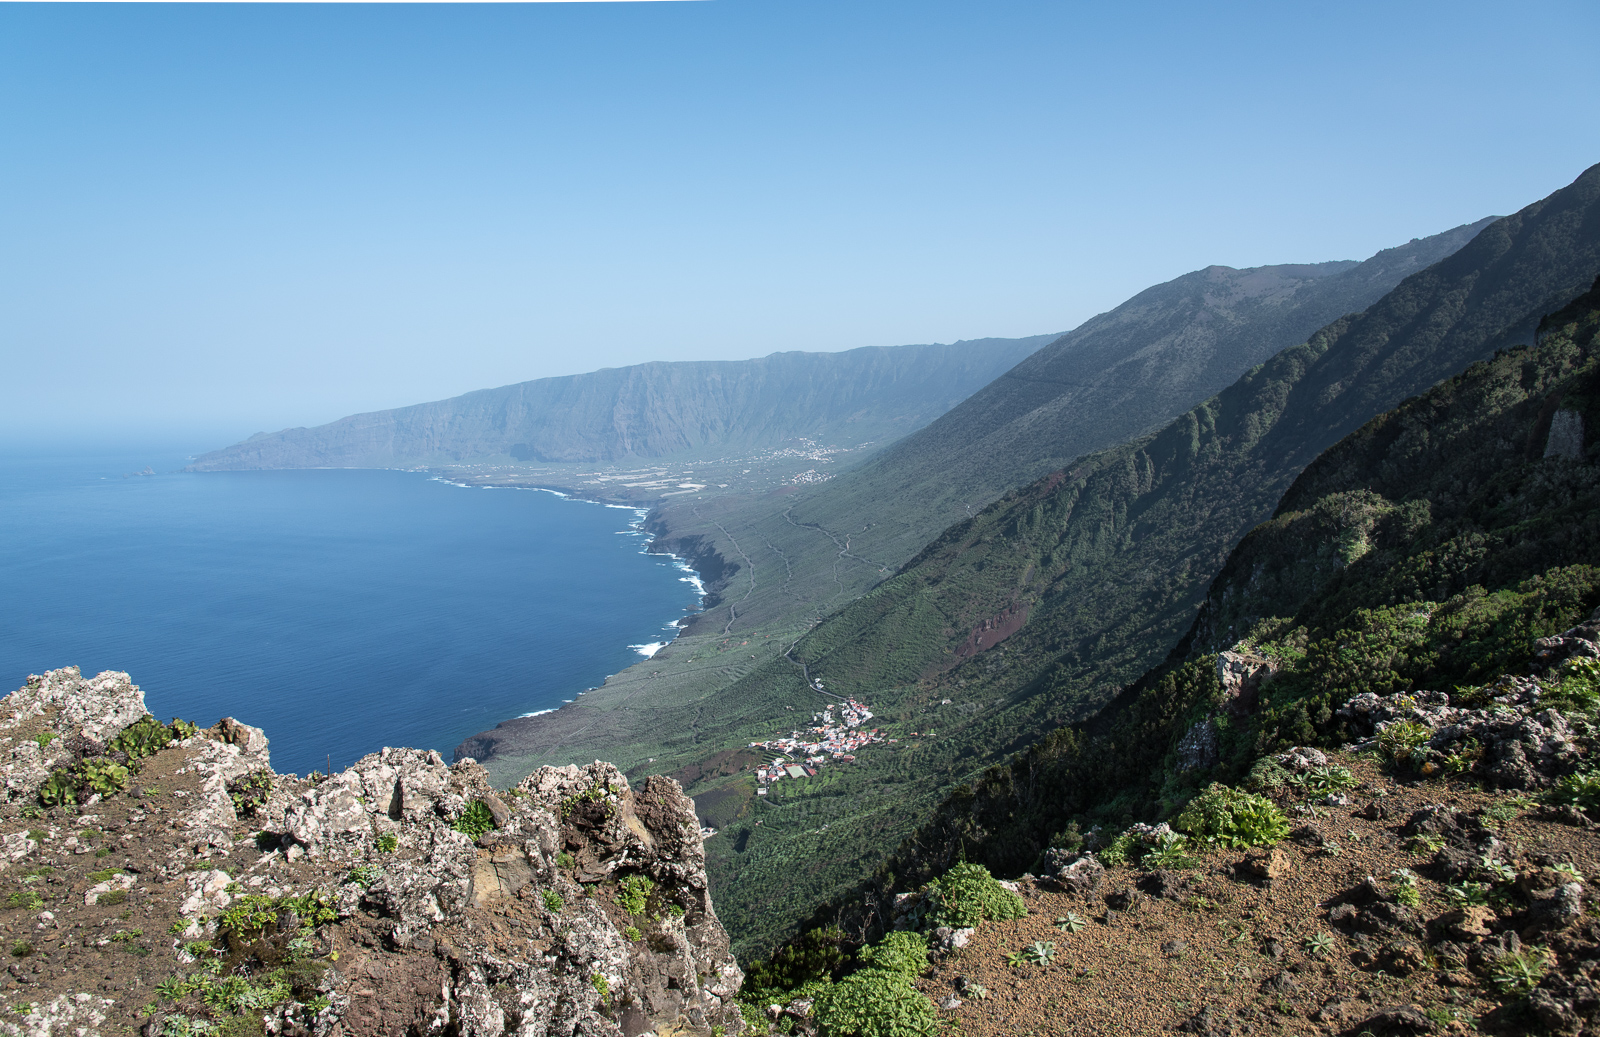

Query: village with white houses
[751,681,884,794]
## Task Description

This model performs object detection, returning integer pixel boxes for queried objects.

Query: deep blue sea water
[0,448,701,776]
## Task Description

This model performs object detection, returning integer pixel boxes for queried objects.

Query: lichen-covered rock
[0,993,116,1037]
[0,669,745,1037]
[1337,679,1582,789]
[0,669,146,804]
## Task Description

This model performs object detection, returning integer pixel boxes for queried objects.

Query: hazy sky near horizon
[3,1,1598,449]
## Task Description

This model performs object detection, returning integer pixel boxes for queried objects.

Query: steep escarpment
[872,265,1600,897]
[0,667,744,1037]
[186,336,1057,471]
[684,163,1600,961]
[762,218,1498,578]
[728,279,1600,1037]
[647,219,1498,640]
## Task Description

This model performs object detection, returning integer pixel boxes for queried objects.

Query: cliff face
[185,337,1057,471]
[0,668,743,1037]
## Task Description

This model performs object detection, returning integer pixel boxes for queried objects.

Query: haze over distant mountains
[191,221,1492,482]
[187,336,1060,471]
[644,218,1499,634]
[769,219,1501,570]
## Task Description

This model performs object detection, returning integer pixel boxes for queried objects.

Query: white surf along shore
[425,476,709,718]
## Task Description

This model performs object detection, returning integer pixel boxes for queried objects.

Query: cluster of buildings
[751,697,882,794]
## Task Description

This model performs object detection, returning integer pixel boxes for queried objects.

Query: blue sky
[2,0,1597,448]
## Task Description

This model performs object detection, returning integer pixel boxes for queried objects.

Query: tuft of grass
[346,865,382,890]
[5,891,43,911]
[1408,833,1445,854]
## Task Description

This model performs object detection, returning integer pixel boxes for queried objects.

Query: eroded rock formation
[0,667,743,1037]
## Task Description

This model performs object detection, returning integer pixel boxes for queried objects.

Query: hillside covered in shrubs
[725,276,1600,1034]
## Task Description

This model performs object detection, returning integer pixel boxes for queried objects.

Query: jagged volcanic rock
[0,668,744,1037]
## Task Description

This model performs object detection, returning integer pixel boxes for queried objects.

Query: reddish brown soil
[921,754,1600,1036]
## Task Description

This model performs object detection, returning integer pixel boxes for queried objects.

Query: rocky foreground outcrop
[0,667,744,1037]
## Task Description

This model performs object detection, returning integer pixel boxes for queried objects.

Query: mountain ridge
[673,163,1600,958]
[186,336,1060,471]
[643,220,1498,638]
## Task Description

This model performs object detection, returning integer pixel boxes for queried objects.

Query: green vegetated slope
[455,231,1501,786]
[868,272,1600,901]
[187,335,1057,470]
[696,162,1600,960]
[649,222,1495,635]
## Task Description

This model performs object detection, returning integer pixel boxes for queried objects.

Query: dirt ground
[921,754,1599,1036]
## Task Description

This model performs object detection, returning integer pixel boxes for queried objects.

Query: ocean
[0,447,702,776]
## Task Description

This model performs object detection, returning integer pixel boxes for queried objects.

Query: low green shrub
[451,801,496,839]
[82,758,130,796]
[1173,784,1290,848]
[1097,833,1139,867]
[217,890,335,943]
[1287,765,1357,795]
[855,931,927,977]
[1547,770,1600,814]
[1548,657,1600,712]
[39,769,77,807]
[1377,721,1431,769]
[227,773,273,817]
[1487,948,1547,997]
[616,875,655,917]
[110,715,172,762]
[925,862,1025,929]
[1144,832,1197,869]
[741,926,847,1000]
[345,866,381,890]
[813,969,939,1037]
[1243,756,1290,792]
